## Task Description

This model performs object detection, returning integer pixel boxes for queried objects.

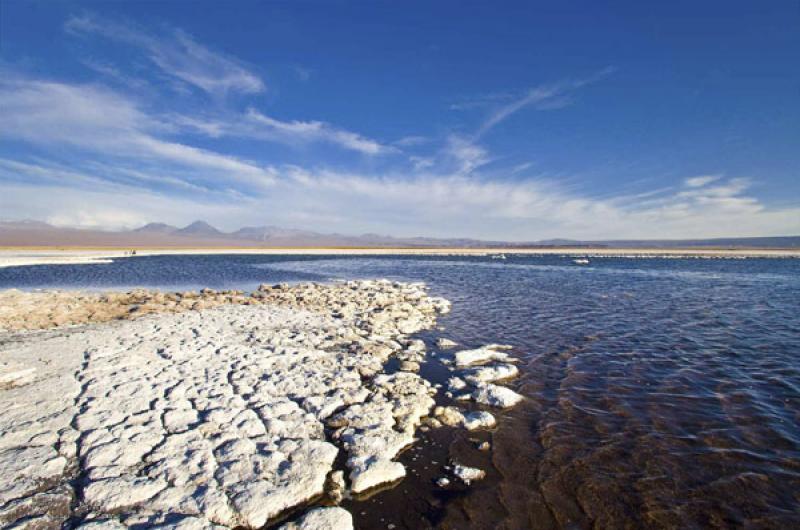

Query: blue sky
[1,0,798,239]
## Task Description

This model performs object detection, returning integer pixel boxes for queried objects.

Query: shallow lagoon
[2,254,799,528]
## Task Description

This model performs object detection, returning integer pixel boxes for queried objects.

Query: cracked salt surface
[0,280,453,529]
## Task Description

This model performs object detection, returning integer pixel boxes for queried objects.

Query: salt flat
[2,246,798,268]
[0,281,452,529]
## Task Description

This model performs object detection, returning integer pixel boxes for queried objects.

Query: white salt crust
[0,280,450,529]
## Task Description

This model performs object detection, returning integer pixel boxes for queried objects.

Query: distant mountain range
[1,219,799,249]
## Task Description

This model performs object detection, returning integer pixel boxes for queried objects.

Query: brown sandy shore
[0,281,523,529]
[1,246,798,268]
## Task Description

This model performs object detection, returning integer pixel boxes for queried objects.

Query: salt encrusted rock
[162,409,199,433]
[399,360,420,372]
[348,459,406,493]
[328,470,346,503]
[0,446,68,506]
[453,345,515,367]
[422,417,443,428]
[447,376,468,392]
[477,441,491,451]
[447,344,525,411]
[483,343,513,350]
[435,477,451,488]
[0,486,73,529]
[404,339,426,353]
[471,383,524,408]
[462,363,519,384]
[0,362,37,387]
[429,297,452,314]
[154,515,228,529]
[462,411,497,430]
[434,406,465,427]
[436,338,459,349]
[0,280,451,528]
[331,371,435,493]
[279,507,353,530]
[83,476,168,511]
[451,464,486,485]
[0,279,447,332]
[431,407,495,431]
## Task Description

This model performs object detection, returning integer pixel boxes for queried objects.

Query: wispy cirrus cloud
[273,170,800,240]
[444,135,491,175]
[65,13,264,96]
[3,149,798,238]
[79,58,150,90]
[393,136,430,147]
[169,109,394,155]
[244,110,394,155]
[0,75,276,189]
[476,67,615,137]
[684,175,721,188]
[424,68,617,180]
[449,91,515,111]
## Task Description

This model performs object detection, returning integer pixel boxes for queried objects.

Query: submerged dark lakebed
[2,254,799,529]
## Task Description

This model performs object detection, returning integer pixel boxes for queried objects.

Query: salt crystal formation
[451,464,486,485]
[435,337,459,349]
[0,280,450,529]
[446,343,524,408]
[453,344,515,367]
[425,341,525,491]
[278,506,353,529]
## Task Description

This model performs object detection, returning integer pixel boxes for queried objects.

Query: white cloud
[510,162,534,174]
[272,168,800,240]
[2,153,799,239]
[165,110,393,156]
[1,62,796,240]
[167,115,228,138]
[63,15,391,156]
[393,135,430,147]
[444,135,490,175]
[79,59,150,90]
[0,183,252,230]
[0,158,121,191]
[684,175,721,188]
[244,110,392,155]
[0,75,276,189]
[478,86,563,136]
[409,156,435,170]
[131,136,276,185]
[65,14,264,96]
[0,77,155,145]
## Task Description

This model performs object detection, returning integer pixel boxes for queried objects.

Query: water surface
[2,254,798,528]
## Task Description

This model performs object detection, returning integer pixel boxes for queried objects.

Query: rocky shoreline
[0,281,523,529]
